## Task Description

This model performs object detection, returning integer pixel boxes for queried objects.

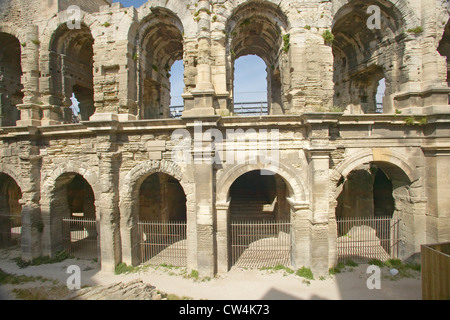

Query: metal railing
[231,220,291,269]
[336,216,401,263]
[169,101,269,118]
[233,102,268,116]
[138,220,187,267]
[0,214,21,248]
[62,218,98,260]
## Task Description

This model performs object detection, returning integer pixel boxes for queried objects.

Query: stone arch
[119,159,194,267]
[217,161,309,205]
[330,149,418,192]
[0,164,26,194]
[133,7,186,119]
[41,163,100,203]
[0,23,25,44]
[331,0,419,114]
[40,163,100,257]
[0,30,23,127]
[120,160,193,205]
[40,12,97,123]
[224,0,291,115]
[331,0,420,30]
[329,148,424,261]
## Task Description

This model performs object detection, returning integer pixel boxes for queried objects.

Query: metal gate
[231,220,291,269]
[336,216,401,263]
[138,221,187,267]
[62,218,98,260]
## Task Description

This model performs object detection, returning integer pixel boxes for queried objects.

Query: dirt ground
[0,248,422,300]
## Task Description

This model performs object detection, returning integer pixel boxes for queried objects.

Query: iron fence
[169,101,269,118]
[138,220,187,267]
[231,220,291,269]
[62,218,98,260]
[0,214,21,248]
[336,216,401,263]
[233,102,268,116]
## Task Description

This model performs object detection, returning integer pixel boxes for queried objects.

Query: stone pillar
[424,147,450,247]
[18,144,42,261]
[216,201,230,275]
[95,137,122,272]
[308,148,334,276]
[183,0,216,118]
[190,120,216,277]
[289,201,312,269]
[17,25,41,127]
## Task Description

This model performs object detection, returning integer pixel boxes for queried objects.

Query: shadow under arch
[217,162,309,205]
[0,173,23,249]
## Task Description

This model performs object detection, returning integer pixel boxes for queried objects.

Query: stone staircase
[230,180,276,221]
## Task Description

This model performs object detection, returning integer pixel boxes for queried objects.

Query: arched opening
[169,59,185,118]
[0,174,22,248]
[226,1,289,116]
[332,1,405,114]
[51,173,98,260]
[138,172,187,266]
[0,32,23,127]
[233,55,268,116]
[376,78,386,113]
[335,161,409,263]
[138,8,184,119]
[49,24,95,122]
[336,163,395,220]
[228,170,291,268]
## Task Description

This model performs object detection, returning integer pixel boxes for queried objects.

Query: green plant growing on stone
[296,267,314,280]
[322,30,334,43]
[282,33,290,53]
[405,116,416,126]
[407,26,424,34]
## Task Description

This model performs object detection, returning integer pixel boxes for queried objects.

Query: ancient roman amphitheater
[0,0,449,278]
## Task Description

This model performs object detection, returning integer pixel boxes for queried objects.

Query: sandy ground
[0,248,422,300]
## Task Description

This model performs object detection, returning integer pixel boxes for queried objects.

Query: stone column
[423,147,450,247]
[18,144,42,261]
[95,136,122,272]
[17,25,41,127]
[307,148,334,276]
[289,200,312,269]
[190,120,216,277]
[216,201,230,275]
[183,0,216,118]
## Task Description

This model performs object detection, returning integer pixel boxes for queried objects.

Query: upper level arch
[133,7,185,119]
[0,31,23,127]
[224,0,290,115]
[331,0,419,114]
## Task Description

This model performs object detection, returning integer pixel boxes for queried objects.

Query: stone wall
[0,0,449,277]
